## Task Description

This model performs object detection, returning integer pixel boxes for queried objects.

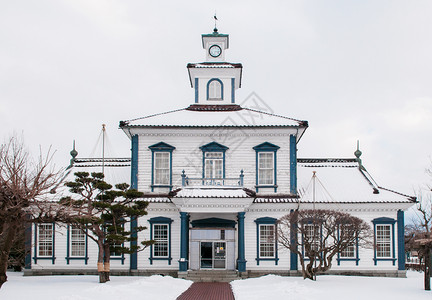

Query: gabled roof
[50,157,131,199]
[119,105,308,135]
[296,158,416,204]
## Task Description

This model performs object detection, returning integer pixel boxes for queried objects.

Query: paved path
[177,282,235,300]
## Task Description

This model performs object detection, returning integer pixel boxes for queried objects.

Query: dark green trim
[33,223,55,264]
[397,210,405,270]
[66,225,88,265]
[179,213,189,271]
[148,142,176,151]
[336,225,359,266]
[254,142,279,193]
[130,135,138,269]
[149,142,175,192]
[200,142,228,179]
[237,212,246,272]
[130,216,138,269]
[231,78,235,103]
[372,217,396,265]
[191,218,236,228]
[195,78,199,103]
[131,135,138,190]
[149,217,173,265]
[24,216,32,269]
[289,135,297,194]
[289,209,298,270]
[254,217,278,265]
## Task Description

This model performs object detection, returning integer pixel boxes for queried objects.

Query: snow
[298,160,413,203]
[124,107,303,127]
[175,187,248,198]
[1,271,430,300]
[231,272,431,300]
[0,273,192,300]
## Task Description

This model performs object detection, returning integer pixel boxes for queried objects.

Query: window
[109,232,126,264]
[258,152,274,185]
[303,224,320,254]
[207,78,223,100]
[149,142,175,191]
[338,224,357,259]
[33,223,55,264]
[255,217,278,265]
[154,152,170,185]
[372,217,396,265]
[376,225,391,258]
[337,224,359,265]
[70,226,86,257]
[200,142,228,183]
[259,225,275,258]
[253,142,280,192]
[38,224,53,257]
[66,225,88,264]
[149,217,173,264]
[205,152,223,179]
[153,224,169,257]
[340,244,355,258]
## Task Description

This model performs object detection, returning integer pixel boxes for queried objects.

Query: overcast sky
[1,1,431,207]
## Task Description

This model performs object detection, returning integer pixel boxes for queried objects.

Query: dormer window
[207,78,223,100]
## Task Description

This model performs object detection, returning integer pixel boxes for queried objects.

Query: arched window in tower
[207,78,223,100]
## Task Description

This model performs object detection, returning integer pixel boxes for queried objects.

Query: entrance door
[200,242,213,268]
[200,241,226,269]
[213,241,226,269]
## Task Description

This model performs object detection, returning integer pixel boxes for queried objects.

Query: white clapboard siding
[136,127,296,194]
[31,224,129,270]
[137,204,180,270]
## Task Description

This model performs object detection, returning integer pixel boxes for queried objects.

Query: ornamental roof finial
[354,140,362,159]
[213,12,218,34]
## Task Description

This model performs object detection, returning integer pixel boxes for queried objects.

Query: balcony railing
[181,170,244,187]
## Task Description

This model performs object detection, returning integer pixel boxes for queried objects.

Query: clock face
[209,45,222,58]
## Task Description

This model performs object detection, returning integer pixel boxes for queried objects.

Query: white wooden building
[25,28,415,278]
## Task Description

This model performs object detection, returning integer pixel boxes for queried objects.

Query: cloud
[381,97,432,132]
[62,0,137,37]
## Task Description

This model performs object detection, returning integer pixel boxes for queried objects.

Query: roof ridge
[120,107,187,125]
[298,158,358,163]
[377,185,417,201]
[242,107,308,126]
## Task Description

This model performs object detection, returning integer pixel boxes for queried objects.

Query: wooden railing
[181,170,244,187]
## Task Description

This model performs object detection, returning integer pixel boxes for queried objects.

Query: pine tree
[61,172,153,283]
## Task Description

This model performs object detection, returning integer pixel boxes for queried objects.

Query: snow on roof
[49,157,131,201]
[175,187,249,198]
[120,106,307,129]
[296,158,415,204]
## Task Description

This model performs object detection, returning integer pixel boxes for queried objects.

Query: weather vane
[214,12,218,31]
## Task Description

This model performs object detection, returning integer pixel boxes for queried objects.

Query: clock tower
[187,28,243,106]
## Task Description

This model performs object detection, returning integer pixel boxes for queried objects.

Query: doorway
[200,241,226,269]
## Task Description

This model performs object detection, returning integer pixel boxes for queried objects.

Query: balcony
[181,170,244,187]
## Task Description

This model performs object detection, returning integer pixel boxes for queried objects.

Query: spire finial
[70,140,78,159]
[213,12,218,33]
[67,140,78,170]
[354,140,362,159]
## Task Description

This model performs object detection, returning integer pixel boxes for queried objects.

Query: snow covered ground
[0,271,430,300]
[0,273,192,300]
[231,271,431,300]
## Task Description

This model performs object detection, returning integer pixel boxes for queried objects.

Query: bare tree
[410,163,432,290]
[0,136,60,289]
[412,190,432,233]
[278,209,372,280]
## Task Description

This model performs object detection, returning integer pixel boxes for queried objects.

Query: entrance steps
[179,270,241,282]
